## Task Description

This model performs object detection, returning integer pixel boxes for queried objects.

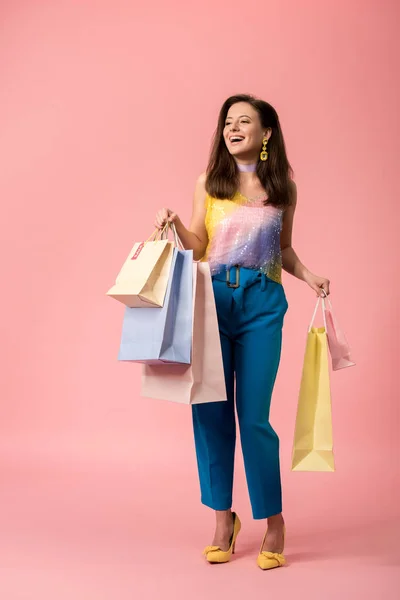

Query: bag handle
[324,294,334,312]
[145,223,169,244]
[144,223,184,249]
[171,223,185,250]
[308,293,328,333]
[321,294,341,329]
[160,222,185,250]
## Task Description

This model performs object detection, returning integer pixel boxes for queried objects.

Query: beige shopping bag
[141,262,227,404]
[106,231,174,308]
[291,297,335,472]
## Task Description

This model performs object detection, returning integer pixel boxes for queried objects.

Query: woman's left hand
[304,272,330,297]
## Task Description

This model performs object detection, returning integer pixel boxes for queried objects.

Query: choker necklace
[236,163,257,173]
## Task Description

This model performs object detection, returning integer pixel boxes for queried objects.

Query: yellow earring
[260,138,269,161]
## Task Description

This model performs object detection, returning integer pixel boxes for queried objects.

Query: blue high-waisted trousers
[191,266,288,519]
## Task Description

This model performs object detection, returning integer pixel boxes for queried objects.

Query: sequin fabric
[202,192,283,284]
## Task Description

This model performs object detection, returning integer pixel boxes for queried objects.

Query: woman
[155,94,330,569]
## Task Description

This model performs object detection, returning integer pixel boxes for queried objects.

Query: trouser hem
[252,505,283,520]
[201,497,232,512]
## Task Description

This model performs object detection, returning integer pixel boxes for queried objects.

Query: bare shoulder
[192,172,208,212]
[288,179,297,206]
[196,172,207,189]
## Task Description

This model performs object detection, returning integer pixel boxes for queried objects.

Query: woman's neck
[236,161,257,173]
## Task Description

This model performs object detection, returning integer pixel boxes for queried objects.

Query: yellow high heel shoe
[203,512,241,564]
[257,524,286,570]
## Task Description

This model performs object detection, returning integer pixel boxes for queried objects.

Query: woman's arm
[154,174,209,261]
[281,181,330,297]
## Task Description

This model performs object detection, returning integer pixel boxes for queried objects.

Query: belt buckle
[226,265,240,288]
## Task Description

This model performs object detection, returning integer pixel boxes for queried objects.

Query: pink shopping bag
[141,262,227,405]
[323,295,355,371]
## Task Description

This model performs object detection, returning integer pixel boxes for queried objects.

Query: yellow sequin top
[202,191,283,284]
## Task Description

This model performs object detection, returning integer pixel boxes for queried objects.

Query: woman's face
[223,102,270,160]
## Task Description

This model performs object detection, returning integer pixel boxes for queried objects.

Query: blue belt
[212,265,269,311]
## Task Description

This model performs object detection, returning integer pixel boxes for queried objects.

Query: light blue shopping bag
[118,247,193,364]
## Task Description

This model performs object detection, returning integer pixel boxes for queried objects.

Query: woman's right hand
[154,208,179,230]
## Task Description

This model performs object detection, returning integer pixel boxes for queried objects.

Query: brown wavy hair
[206,94,293,208]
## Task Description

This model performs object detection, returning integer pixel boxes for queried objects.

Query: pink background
[1,0,399,598]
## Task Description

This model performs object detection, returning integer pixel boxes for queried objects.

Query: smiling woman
[154,93,330,570]
[207,95,293,206]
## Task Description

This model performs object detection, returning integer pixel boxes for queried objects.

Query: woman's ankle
[215,509,233,526]
[267,512,284,528]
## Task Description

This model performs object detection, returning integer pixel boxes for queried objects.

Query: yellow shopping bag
[291,297,335,472]
[106,228,174,308]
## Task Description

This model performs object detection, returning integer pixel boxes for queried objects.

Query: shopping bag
[118,245,193,364]
[323,296,355,371]
[106,229,174,308]
[141,262,227,404]
[291,297,335,472]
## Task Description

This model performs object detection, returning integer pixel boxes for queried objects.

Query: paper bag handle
[160,223,185,250]
[143,222,184,248]
[308,294,328,332]
[145,223,169,244]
